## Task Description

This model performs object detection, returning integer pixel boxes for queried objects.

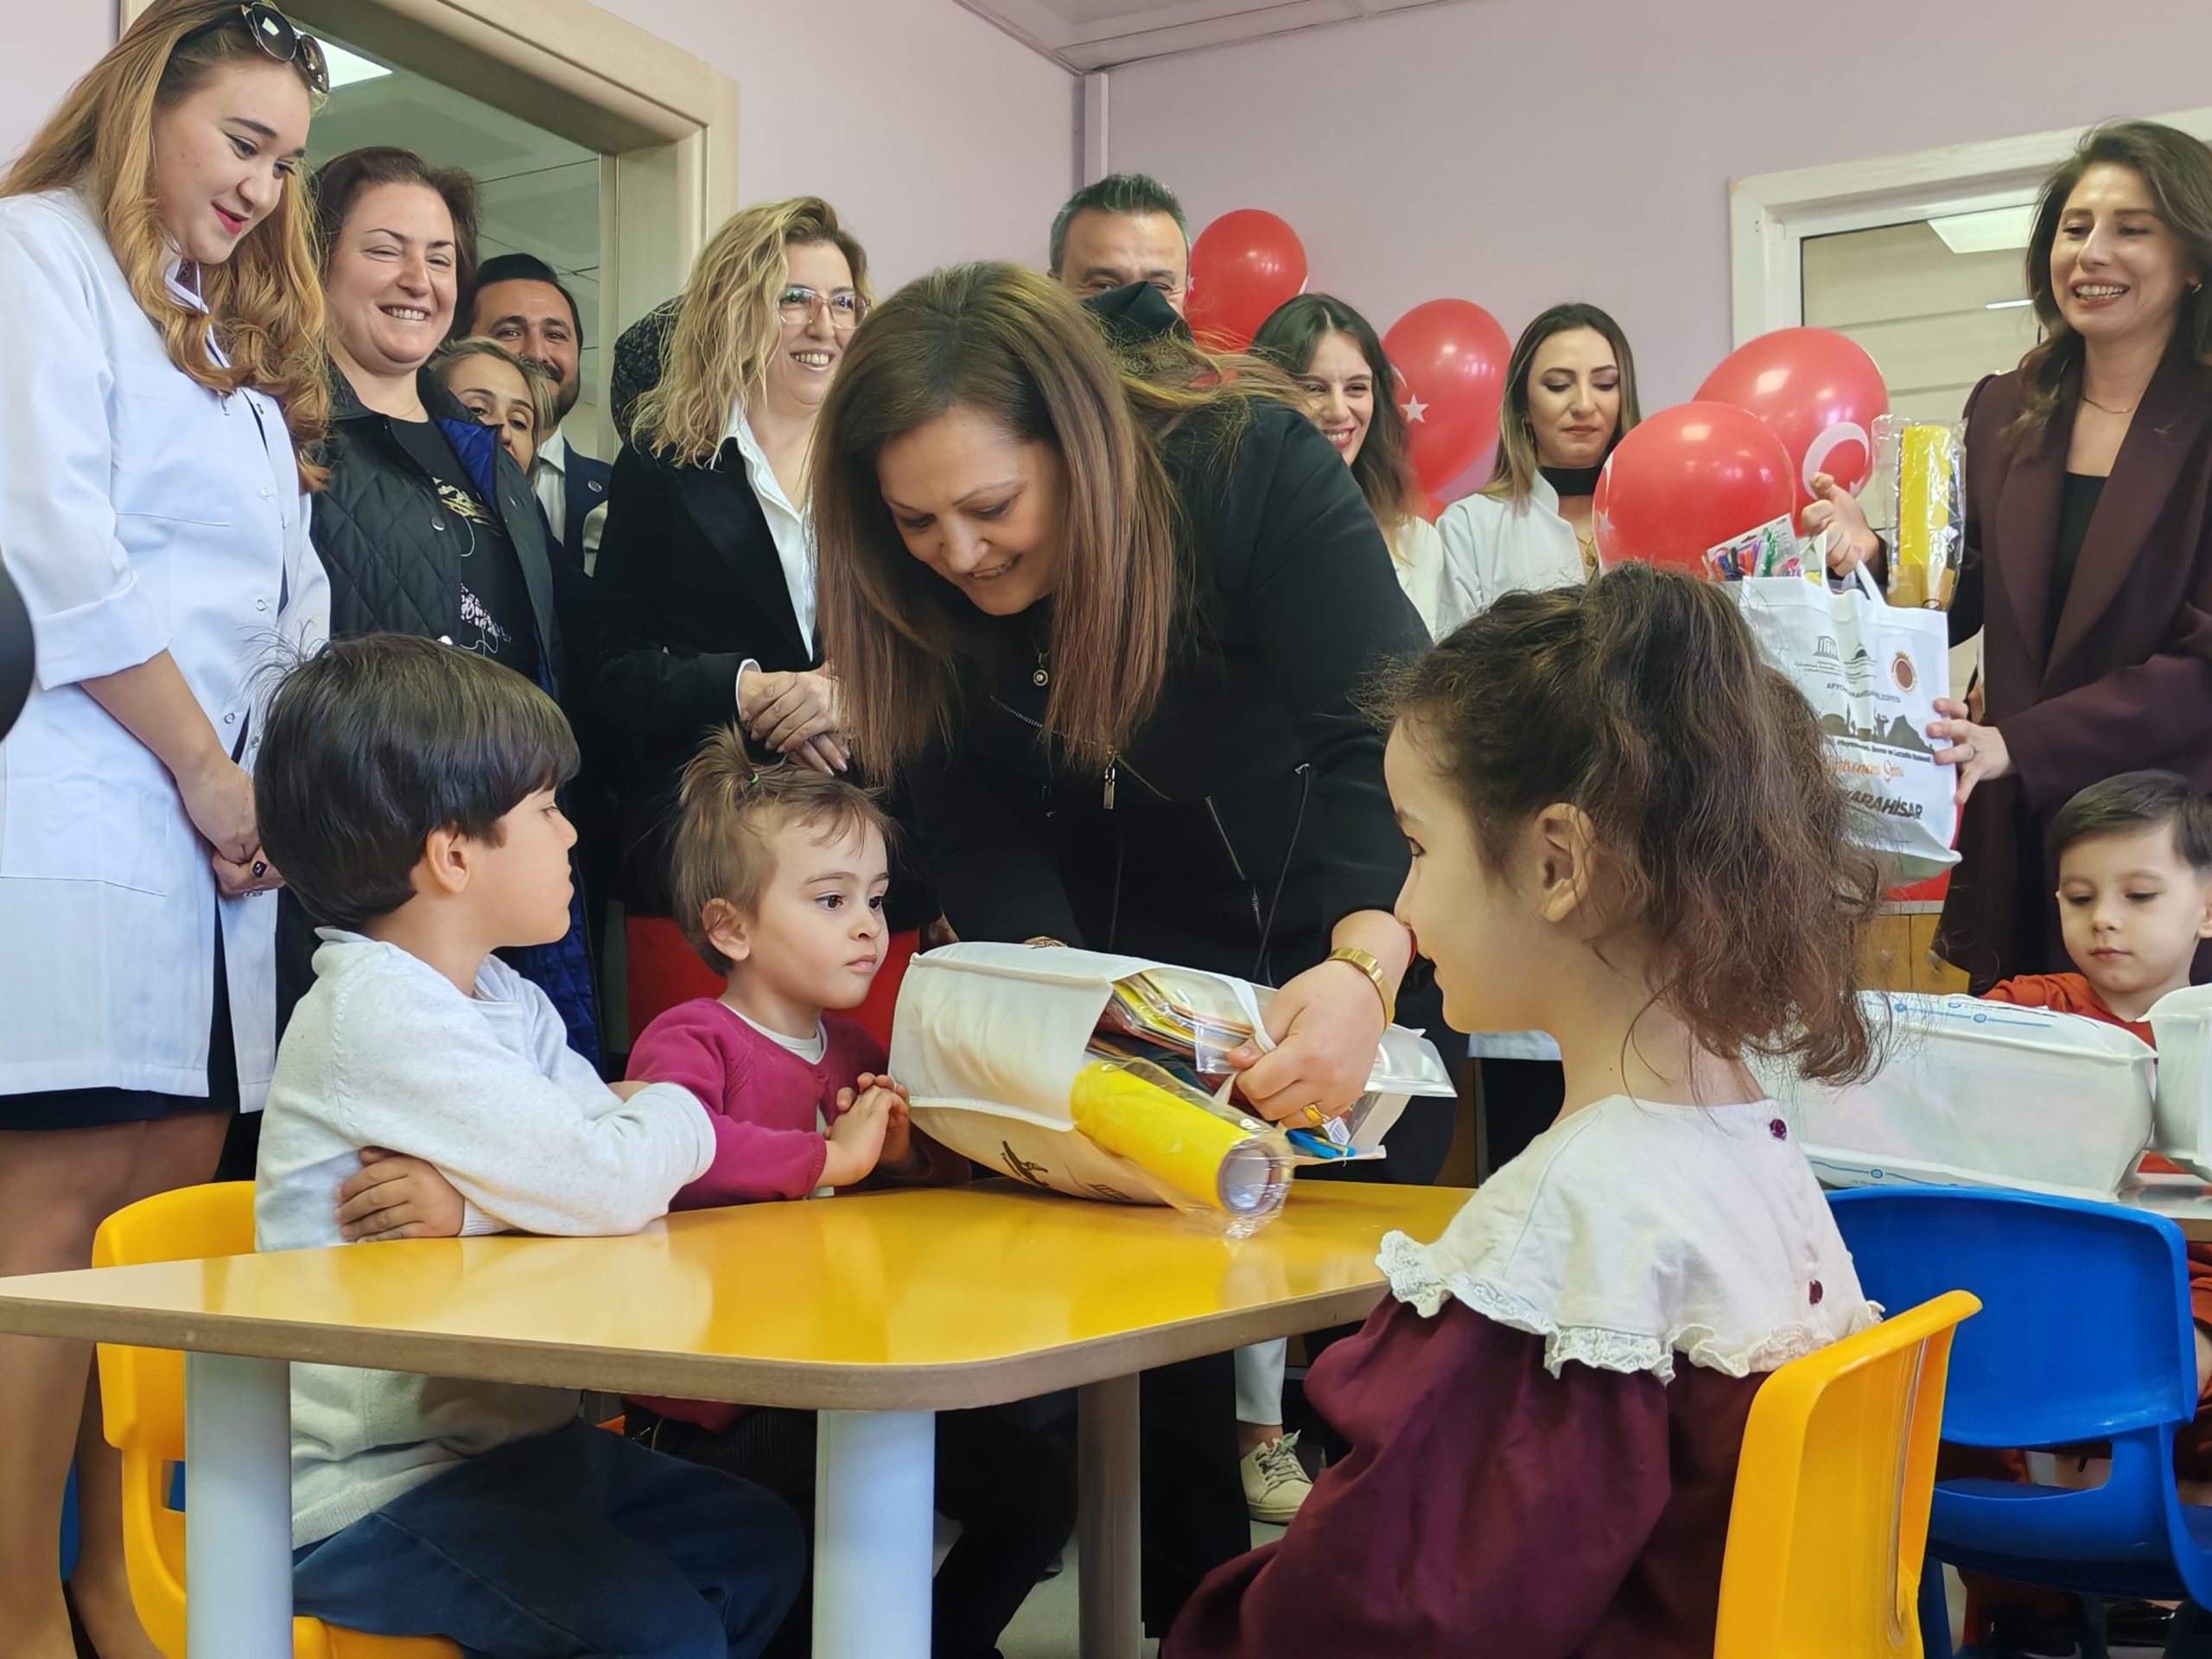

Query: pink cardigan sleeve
[628,1006,829,1206]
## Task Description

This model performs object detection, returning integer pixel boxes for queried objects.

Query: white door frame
[122,0,740,453]
[1729,108,2212,346]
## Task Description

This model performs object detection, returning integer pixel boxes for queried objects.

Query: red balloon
[1695,327,1888,512]
[1184,210,1306,351]
[1382,299,1510,499]
[1592,402,1796,576]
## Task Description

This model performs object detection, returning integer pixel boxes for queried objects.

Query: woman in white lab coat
[0,5,329,1651]
[1252,293,1446,636]
[1433,302,1643,634]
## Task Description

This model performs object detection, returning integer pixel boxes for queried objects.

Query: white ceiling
[956,0,1468,70]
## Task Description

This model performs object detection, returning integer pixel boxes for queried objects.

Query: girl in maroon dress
[1166,563,1888,1658]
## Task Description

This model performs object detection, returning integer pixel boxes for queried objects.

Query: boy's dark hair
[2050,770,2212,872]
[670,729,895,976]
[1376,563,1885,1086]
[1048,173,1188,276]
[256,635,579,929]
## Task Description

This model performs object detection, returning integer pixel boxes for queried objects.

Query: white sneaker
[1240,1431,1313,1524]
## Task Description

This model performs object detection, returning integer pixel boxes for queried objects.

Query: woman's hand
[1802,473,1880,577]
[177,753,258,865]
[211,847,283,899]
[1928,696,2012,807]
[1226,957,1389,1126]
[739,669,847,772]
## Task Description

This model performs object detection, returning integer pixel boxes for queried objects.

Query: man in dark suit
[466,252,611,574]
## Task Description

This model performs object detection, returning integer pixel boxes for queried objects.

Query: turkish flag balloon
[1592,402,1796,576]
[1695,327,1888,512]
[1184,210,1306,351]
[1382,299,1510,499]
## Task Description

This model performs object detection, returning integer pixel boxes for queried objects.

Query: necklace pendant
[1033,666,1050,687]
[1103,759,1117,811]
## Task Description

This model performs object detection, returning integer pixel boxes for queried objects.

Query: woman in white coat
[1433,303,1643,634]
[1253,294,1446,637]
[0,5,329,1652]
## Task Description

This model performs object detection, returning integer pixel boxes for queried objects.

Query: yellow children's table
[0,1179,1468,1658]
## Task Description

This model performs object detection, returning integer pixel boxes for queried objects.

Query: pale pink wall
[0,6,114,179]
[0,3,1077,290]
[601,0,1077,285]
[1106,0,2212,411]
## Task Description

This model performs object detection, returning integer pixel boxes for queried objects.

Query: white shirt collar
[1529,467,1561,515]
[721,400,803,521]
[538,428,569,477]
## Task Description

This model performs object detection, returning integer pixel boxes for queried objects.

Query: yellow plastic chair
[92,1181,459,1659]
[1714,1289,1980,1659]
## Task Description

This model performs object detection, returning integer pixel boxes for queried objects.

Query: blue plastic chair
[1829,1187,2212,1655]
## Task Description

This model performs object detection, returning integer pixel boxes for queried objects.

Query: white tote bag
[1732,569,1959,883]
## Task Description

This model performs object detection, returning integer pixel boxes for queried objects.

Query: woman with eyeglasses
[0,3,328,1651]
[596,199,909,1043]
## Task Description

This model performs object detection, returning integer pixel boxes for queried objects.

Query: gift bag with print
[1732,567,1958,882]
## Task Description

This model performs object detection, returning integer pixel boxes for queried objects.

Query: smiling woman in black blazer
[594,198,870,945]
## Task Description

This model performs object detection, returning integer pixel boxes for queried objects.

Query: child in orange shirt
[1977,770,2212,1652]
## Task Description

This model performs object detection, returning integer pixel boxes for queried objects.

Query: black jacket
[593,435,817,913]
[310,366,576,700]
[296,365,601,1058]
[910,394,1428,984]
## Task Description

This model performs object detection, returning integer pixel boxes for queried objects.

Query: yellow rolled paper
[1070,1061,1287,1216]
[1892,424,1954,610]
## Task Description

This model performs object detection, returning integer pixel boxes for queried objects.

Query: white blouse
[1432,470,1588,638]
[0,188,328,1109]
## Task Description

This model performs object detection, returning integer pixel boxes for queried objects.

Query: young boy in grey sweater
[251,633,803,1657]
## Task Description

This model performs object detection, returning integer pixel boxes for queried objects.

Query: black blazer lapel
[2047,352,2212,679]
[666,450,811,665]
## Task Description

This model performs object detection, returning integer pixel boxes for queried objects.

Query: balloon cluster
[1185,210,1509,505]
[1596,328,1887,576]
[1185,207,1890,563]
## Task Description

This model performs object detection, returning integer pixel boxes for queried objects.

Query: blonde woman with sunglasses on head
[0,3,329,1651]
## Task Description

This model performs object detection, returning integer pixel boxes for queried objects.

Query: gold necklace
[2082,392,2138,416]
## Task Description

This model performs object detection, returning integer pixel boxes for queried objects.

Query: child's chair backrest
[92,1182,461,1659]
[1828,1187,2196,1447]
[92,1181,258,1658]
[1715,1288,1978,1659]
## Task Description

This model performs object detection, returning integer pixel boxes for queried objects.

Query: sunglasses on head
[178,3,330,96]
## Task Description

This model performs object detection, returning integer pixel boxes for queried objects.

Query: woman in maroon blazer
[1830,120,2212,988]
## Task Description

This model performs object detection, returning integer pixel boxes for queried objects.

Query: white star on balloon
[1402,394,1428,423]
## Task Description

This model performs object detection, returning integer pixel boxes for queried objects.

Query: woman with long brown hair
[1828,119,2212,988]
[813,262,1436,1633]
[1432,302,1642,633]
[1252,293,1446,635]
[0,3,329,1650]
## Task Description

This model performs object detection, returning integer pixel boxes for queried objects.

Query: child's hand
[335,1148,467,1242]
[821,1085,893,1187]
[609,1079,651,1101]
[854,1073,925,1173]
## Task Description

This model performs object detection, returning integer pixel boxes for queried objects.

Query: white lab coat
[0,188,328,1112]
[1385,514,1446,639]
[1432,471,1588,638]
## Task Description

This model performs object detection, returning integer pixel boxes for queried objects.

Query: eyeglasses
[778,285,867,331]
[177,4,330,96]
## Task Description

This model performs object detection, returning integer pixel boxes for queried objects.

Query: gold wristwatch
[1325,946,1395,1027]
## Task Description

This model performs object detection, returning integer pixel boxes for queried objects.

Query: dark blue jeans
[291,1421,805,1658]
